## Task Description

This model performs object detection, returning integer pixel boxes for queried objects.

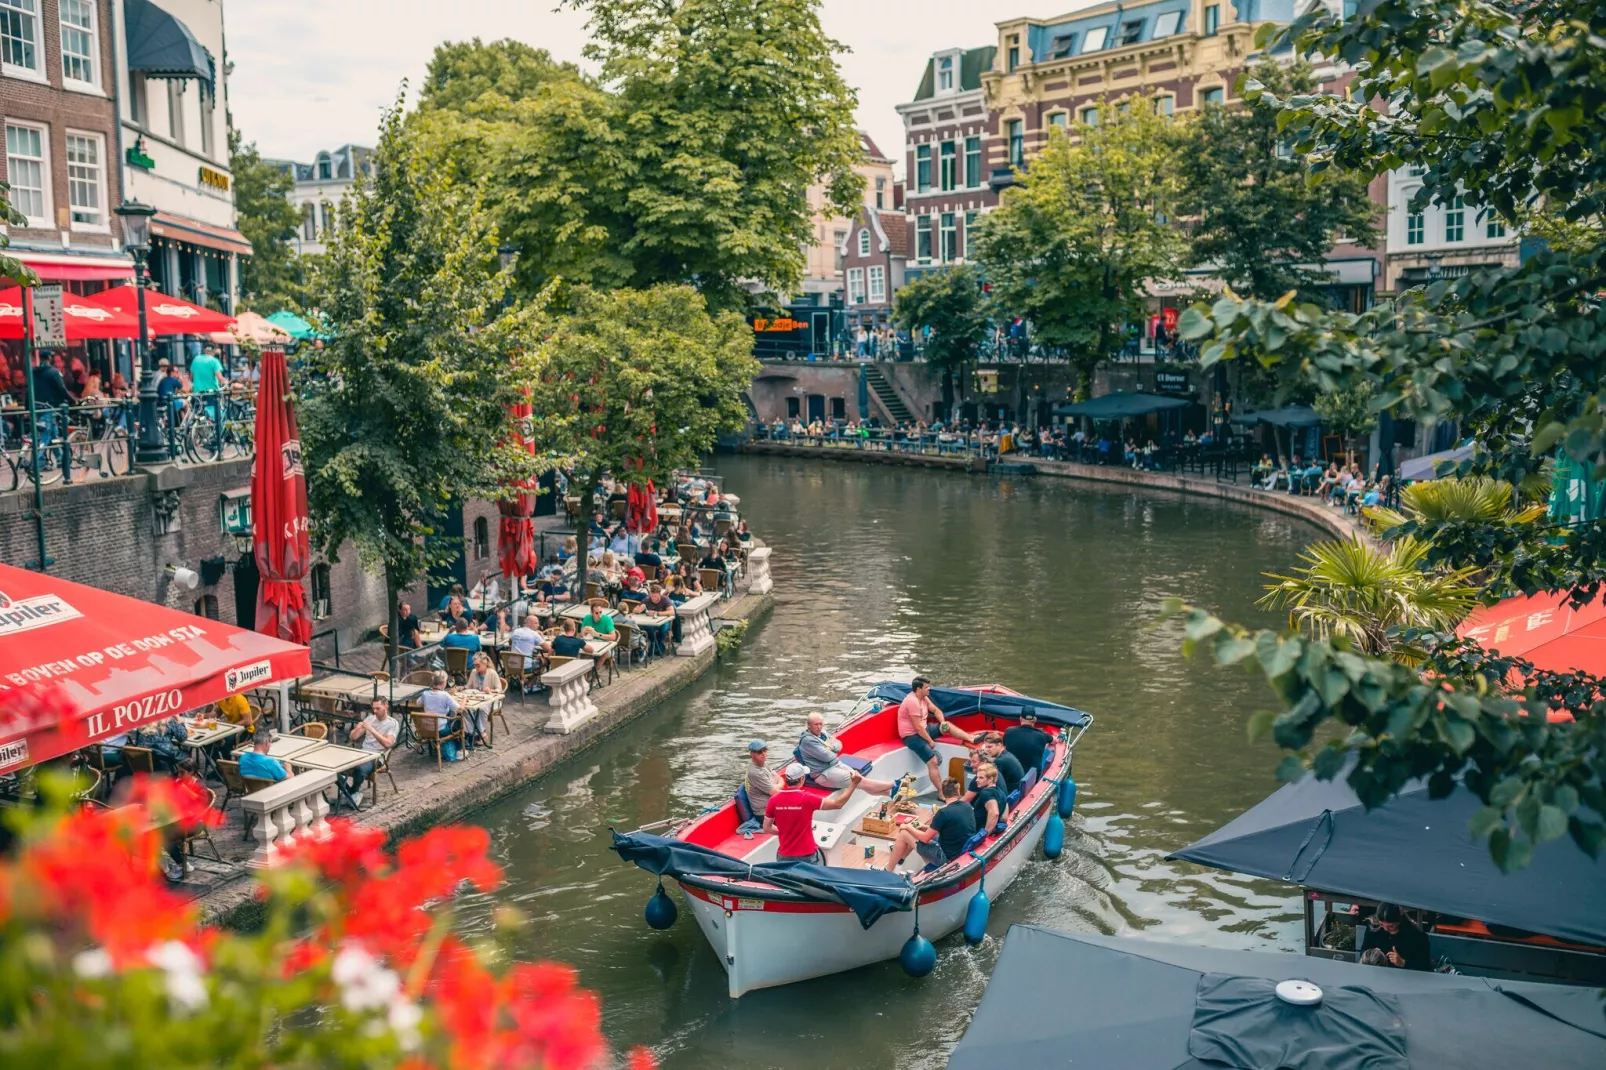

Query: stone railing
[241,769,336,867]
[675,592,719,657]
[747,547,773,595]
[543,657,598,734]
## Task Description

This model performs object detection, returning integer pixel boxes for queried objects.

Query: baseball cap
[783,762,808,782]
[748,739,767,753]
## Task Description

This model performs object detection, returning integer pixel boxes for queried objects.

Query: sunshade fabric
[865,682,1092,729]
[97,286,235,335]
[1251,405,1323,428]
[123,0,211,80]
[0,561,309,773]
[0,287,139,340]
[1168,771,1606,946]
[498,397,538,580]
[946,927,1606,1070]
[14,254,133,282]
[265,311,318,340]
[1053,391,1192,419]
[211,310,291,347]
[1458,590,1606,677]
[252,349,312,645]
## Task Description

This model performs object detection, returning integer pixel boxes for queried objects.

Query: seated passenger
[897,675,976,790]
[976,731,1025,793]
[743,739,778,816]
[963,762,1007,835]
[797,712,895,795]
[882,778,974,876]
[1003,712,1051,775]
[1360,903,1432,971]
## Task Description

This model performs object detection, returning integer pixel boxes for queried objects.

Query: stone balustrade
[241,769,336,867]
[746,547,773,595]
[543,657,598,734]
[674,592,719,657]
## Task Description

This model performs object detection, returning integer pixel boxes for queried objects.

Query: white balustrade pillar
[675,593,718,657]
[242,770,339,868]
[543,659,599,734]
[746,547,773,595]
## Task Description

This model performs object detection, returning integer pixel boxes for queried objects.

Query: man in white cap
[763,761,862,864]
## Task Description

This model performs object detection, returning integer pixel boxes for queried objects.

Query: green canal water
[455,456,1320,1069]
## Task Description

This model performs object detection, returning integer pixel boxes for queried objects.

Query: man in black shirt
[883,778,975,875]
[550,619,588,658]
[396,602,422,649]
[1360,903,1432,971]
[1003,712,1051,775]
[977,731,1026,793]
[966,763,1008,836]
[635,539,663,571]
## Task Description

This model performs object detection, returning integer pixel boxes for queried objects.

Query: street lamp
[114,199,167,464]
[497,242,518,274]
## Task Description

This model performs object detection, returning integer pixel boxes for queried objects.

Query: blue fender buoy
[1058,775,1078,818]
[900,898,938,977]
[645,881,678,930]
[962,853,990,946]
[1043,810,1065,859]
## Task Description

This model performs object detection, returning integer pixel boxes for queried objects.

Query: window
[1275,137,1293,160]
[1007,119,1024,168]
[940,213,957,263]
[317,153,332,181]
[4,123,48,226]
[1156,95,1174,117]
[199,80,215,158]
[59,0,97,86]
[1120,19,1145,45]
[1200,87,1224,107]
[868,265,886,303]
[833,228,847,270]
[915,144,932,192]
[1486,213,1506,239]
[65,133,104,228]
[310,564,332,621]
[830,397,846,420]
[875,177,886,209]
[320,203,336,236]
[167,79,186,145]
[936,55,954,91]
[963,210,978,257]
[301,202,316,241]
[965,136,982,187]
[1007,35,1019,71]
[1444,196,1464,242]
[1050,33,1077,58]
[128,73,148,126]
[1048,112,1068,130]
[1082,26,1108,52]
[1080,106,1100,127]
[916,215,933,262]
[0,0,41,74]
[1203,4,1220,35]
[1406,213,1424,245]
[786,397,801,419]
[940,141,957,191]
[846,267,866,304]
[1407,163,1427,177]
[473,516,490,560]
[858,228,871,257]
[1152,10,1183,38]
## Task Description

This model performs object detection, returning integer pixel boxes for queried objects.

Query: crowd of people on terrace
[1253,455,1392,513]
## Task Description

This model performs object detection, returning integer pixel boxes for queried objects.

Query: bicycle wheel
[103,424,132,476]
[66,429,97,481]
[30,443,64,487]
[186,417,220,463]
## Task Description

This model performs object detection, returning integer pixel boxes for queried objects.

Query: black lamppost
[497,242,518,312]
[115,199,167,464]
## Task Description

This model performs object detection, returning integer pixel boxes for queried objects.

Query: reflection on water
[456,457,1318,1069]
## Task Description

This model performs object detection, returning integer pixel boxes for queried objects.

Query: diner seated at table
[483,606,514,634]
[442,595,472,630]
[159,759,211,880]
[510,613,548,674]
[734,520,752,544]
[677,562,704,595]
[699,546,729,573]
[239,731,290,782]
[596,550,624,585]
[556,536,578,562]
[342,698,399,807]
[216,692,258,729]
[534,572,571,604]
[397,601,422,649]
[438,583,467,613]
[468,652,503,694]
[635,538,664,571]
[463,654,503,747]
[419,672,466,757]
[608,525,639,558]
[131,717,190,773]
[550,619,588,658]
[440,616,483,654]
[621,570,647,601]
[580,599,616,638]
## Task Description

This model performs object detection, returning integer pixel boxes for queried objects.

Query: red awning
[0,562,310,773]
[150,211,254,257]
[15,253,135,282]
[0,287,141,341]
[1459,591,1606,676]
[97,285,236,335]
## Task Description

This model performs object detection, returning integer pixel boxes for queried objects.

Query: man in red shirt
[763,761,863,864]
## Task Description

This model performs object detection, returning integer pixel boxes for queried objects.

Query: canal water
[457,456,1320,1069]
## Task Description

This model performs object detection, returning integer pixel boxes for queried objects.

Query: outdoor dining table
[276,741,379,811]
[233,734,327,763]
[178,717,246,782]
[300,673,381,702]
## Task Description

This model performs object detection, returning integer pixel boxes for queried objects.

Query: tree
[230,130,307,311]
[970,99,1187,400]
[1312,379,1376,465]
[299,103,546,665]
[526,285,758,595]
[1176,60,1378,303]
[892,265,989,415]
[1172,0,1606,868]
[1,180,37,285]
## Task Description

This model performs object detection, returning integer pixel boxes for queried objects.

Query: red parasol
[251,348,312,645]
[1459,591,1606,678]
[0,286,141,340]
[624,480,658,535]
[0,561,309,772]
[97,285,236,335]
[497,398,538,580]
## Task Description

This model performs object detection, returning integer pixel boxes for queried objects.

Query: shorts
[812,763,854,789]
[915,839,947,866]
[776,849,824,865]
[903,734,937,764]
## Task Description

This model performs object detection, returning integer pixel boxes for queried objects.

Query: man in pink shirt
[897,675,975,790]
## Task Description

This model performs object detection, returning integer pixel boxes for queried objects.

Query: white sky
[226,0,1099,174]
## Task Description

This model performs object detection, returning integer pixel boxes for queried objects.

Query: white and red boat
[613,683,1092,997]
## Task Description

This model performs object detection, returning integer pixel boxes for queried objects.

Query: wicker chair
[359,749,399,803]
[291,721,329,740]
[182,787,224,863]
[500,648,536,702]
[405,669,436,686]
[410,713,465,770]
[443,646,471,681]
[121,745,157,775]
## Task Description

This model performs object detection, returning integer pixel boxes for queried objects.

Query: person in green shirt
[580,599,616,638]
[189,347,225,393]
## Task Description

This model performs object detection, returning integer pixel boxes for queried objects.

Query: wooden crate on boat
[853,805,932,840]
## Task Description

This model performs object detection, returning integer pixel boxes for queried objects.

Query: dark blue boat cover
[1168,772,1606,947]
[947,927,1606,1070]
[611,831,916,928]
[865,682,1092,729]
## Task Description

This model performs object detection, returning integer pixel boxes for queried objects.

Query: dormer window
[1120,19,1145,45]
[1082,26,1108,52]
[316,153,332,181]
[1152,11,1183,38]
[1050,33,1077,58]
[1007,34,1020,71]
[936,55,954,91]
[858,228,871,257]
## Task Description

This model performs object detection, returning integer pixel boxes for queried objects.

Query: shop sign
[752,317,806,333]
[30,286,67,348]
[199,166,231,192]
[1154,369,1191,394]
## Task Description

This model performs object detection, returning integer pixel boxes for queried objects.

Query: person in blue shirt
[437,583,466,613]
[440,616,482,654]
[536,576,570,604]
[238,732,289,782]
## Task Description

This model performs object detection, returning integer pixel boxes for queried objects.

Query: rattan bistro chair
[360,749,399,804]
[410,713,465,770]
[405,669,436,686]
[500,648,536,701]
[700,568,726,598]
[121,745,157,775]
[290,721,329,740]
[183,787,225,863]
[443,646,471,682]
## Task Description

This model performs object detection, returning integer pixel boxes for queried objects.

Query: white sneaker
[350,789,364,808]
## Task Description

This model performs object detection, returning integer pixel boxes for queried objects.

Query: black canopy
[1053,391,1192,420]
[1168,772,1606,947]
[1250,405,1322,428]
[949,927,1606,1070]
[124,0,212,81]
[864,682,1092,729]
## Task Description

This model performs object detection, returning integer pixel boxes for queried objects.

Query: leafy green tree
[299,104,546,663]
[0,181,37,285]
[526,284,759,594]
[893,265,989,415]
[1312,380,1376,465]
[230,130,307,311]
[970,99,1187,400]
[1176,60,1377,303]
[1172,0,1606,868]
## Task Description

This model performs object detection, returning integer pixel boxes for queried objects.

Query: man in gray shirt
[744,739,778,815]
[796,712,895,794]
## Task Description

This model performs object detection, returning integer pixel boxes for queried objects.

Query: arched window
[857,229,871,257]
[316,153,332,180]
[473,516,490,560]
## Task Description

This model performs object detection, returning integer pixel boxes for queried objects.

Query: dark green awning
[1053,391,1192,420]
[1250,406,1322,428]
[125,0,212,82]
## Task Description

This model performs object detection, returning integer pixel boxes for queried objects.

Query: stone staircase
[862,364,914,424]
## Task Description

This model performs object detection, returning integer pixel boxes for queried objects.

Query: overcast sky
[227,0,1098,174]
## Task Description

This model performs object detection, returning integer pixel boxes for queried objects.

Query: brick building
[839,205,907,334]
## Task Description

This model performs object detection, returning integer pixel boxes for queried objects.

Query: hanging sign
[30,285,67,348]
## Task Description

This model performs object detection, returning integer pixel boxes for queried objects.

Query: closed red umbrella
[252,348,311,645]
[97,285,236,335]
[497,398,538,581]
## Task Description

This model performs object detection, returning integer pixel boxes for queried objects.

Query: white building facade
[265,144,371,257]
[1384,165,1519,293]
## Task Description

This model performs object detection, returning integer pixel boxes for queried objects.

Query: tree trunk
[940,368,954,417]
[574,474,598,601]
[384,560,400,670]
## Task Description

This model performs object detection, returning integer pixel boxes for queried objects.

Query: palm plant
[1364,476,1547,532]
[1258,537,1481,658]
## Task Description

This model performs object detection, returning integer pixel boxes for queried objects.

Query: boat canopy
[947,926,1606,1070]
[1168,771,1606,947]
[864,682,1092,729]
[611,831,916,928]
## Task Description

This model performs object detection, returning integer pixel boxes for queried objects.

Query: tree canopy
[230,130,308,311]
[893,265,990,413]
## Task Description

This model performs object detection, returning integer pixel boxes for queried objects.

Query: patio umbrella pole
[20,288,49,571]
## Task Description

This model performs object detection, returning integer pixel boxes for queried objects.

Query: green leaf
[1414,46,1456,78]
[1467,806,1505,838]
[1185,613,1224,642]
[1275,755,1307,783]
[1535,804,1568,843]
[1177,307,1214,341]
[1247,707,1277,742]
[1214,634,1257,666]
[1529,421,1566,456]
[1442,717,1475,755]
[1257,633,1300,679]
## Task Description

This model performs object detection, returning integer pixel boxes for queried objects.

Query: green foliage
[970,99,1187,399]
[893,265,990,410]
[528,284,758,591]
[1312,379,1376,456]
[716,619,749,657]
[1176,60,1377,302]
[0,180,37,286]
[299,101,547,659]
[230,129,308,311]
